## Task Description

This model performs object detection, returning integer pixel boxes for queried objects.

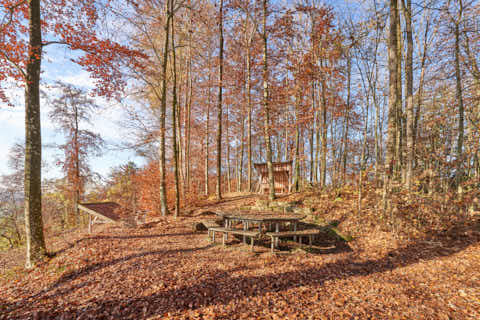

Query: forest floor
[1,193,480,319]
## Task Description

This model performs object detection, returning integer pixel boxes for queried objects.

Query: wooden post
[222,232,226,246]
[88,214,92,233]
[275,223,279,247]
[293,222,297,242]
[243,223,247,244]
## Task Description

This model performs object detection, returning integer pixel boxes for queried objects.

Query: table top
[216,211,306,222]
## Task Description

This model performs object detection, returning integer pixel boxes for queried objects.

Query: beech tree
[48,82,103,227]
[0,0,143,267]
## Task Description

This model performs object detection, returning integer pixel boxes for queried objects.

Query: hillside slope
[1,194,479,319]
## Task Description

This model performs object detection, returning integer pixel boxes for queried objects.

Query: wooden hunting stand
[254,161,292,194]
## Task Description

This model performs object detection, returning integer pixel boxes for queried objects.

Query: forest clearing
[1,193,480,319]
[1,0,480,318]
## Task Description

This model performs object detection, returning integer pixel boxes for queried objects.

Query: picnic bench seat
[208,227,260,251]
[266,229,320,252]
[202,220,221,229]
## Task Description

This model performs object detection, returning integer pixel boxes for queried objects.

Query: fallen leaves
[1,195,479,319]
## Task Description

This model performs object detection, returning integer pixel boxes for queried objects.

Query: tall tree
[383,0,399,212]
[0,0,142,267]
[170,0,180,217]
[216,0,224,200]
[49,82,103,227]
[262,0,275,201]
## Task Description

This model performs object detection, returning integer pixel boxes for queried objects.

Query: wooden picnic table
[215,211,306,246]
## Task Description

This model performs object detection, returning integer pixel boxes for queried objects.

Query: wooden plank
[266,229,320,238]
[207,227,260,237]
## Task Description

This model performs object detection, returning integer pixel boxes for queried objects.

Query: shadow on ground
[4,220,479,319]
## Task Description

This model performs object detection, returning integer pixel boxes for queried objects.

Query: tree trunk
[262,0,275,201]
[395,7,403,180]
[186,26,193,194]
[171,5,180,218]
[158,3,171,217]
[413,19,430,165]
[309,90,314,183]
[246,41,253,192]
[343,55,351,184]
[205,59,212,196]
[383,0,399,213]
[216,0,224,200]
[238,107,245,192]
[226,103,231,193]
[24,0,46,268]
[403,0,414,189]
[454,20,464,194]
[320,68,327,189]
[74,105,80,226]
[294,93,300,192]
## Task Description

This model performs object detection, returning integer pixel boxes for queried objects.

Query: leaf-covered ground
[1,195,480,319]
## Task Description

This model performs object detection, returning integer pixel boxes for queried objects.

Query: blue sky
[0,45,145,180]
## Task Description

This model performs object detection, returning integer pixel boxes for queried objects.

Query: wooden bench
[208,227,260,251]
[202,220,220,229]
[266,229,320,252]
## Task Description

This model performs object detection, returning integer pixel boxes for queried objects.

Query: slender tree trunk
[74,106,80,227]
[246,42,253,192]
[309,90,314,183]
[186,27,193,194]
[404,0,414,190]
[413,20,430,163]
[314,85,320,183]
[454,19,464,194]
[358,98,369,213]
[158,3,171,217]
[24,0,46,268]
[216,0,224,200]
[238,109,245,192]
[205,60,212,196]
[383,0,399,213]
[262,0,275,201]
[395,7,403,180]
[171,5,180,218]
[294,93,300,192]
[343,55,351,184]
[320,69,327,188]
[226,104,231,193]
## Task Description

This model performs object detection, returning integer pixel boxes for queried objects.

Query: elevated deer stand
[254,161,292,195]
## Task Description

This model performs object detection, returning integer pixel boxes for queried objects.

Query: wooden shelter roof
[78,202,125,222]
[253,161,292,173]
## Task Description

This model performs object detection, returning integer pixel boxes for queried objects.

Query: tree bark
[454,17,464,194]
[158,2,171,217]
[205,58,212,196]
[403,0,414,190]
[343,54,351,184]
[24,0,46,268]
[246,38,253,192]
[171,4,180,218]
[319,62,327,188]
[262,0,275,201]
[383,0,399,213]
[216,0,224,200]
[293,92,300,192]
